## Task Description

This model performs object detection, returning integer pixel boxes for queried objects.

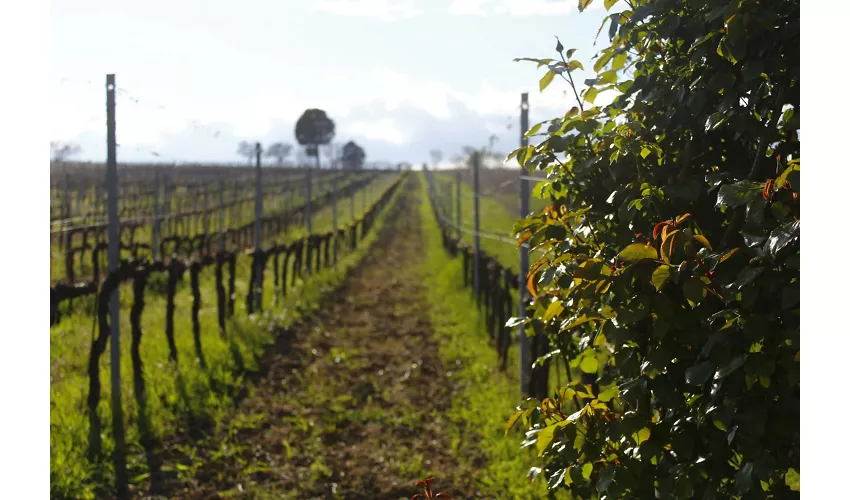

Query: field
[49,167,562,499]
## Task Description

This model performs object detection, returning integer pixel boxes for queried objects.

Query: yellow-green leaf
[683,277,706,307]
[661,230,679,263]
[651,265,672,290]
[561,314,603,331]
[612,52,627,71]
[584,87,599,104]
[618,242,657,262]
[693,234,712,250]
[632,427,650,445]
[581,462,593,480]
[776,162,800,188]
[597,385,619,402]
[580,355,599,374]
[579,0,595,13]
[640,147,651,159]
[604,0,619,10]
[543,300,564,322]
[540,70,556,92]
[505,411,523,436]
[536,420,570,456]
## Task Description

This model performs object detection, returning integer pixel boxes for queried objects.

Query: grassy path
[161,176,468,499]
[148,174,558,499]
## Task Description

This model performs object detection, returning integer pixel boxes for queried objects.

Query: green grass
[432,172,550,273]
[49,175,403,499]
[417,173,570,499]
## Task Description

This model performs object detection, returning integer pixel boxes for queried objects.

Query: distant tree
[454,144,504,169]
[429,149,443,168]
[294,109,335,168]
[237,141,255,165]
[265,142,293,166]
[340,141,366,170]
[50,141,81,162]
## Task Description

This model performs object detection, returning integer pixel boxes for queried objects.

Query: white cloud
[448,0,491,16]
[314,0,423,22]
[347,117,409,145]
[449,0,601,16]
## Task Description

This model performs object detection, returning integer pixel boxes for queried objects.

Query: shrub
[507,0,800,497]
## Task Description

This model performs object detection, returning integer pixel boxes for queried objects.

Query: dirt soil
[165,179,476,500]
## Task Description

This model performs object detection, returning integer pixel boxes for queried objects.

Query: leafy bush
[507,0,799,497]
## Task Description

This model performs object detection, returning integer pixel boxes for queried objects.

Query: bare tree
[429,149,443,169]
[265,142,293,166]
[237,141,254,165]
[50,141,82,162]
[454,143,504,169]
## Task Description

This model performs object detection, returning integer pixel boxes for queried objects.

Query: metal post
[306,166,313,233]
[473,151,481,298]
[332,173,338,263]
[349,172,355,220]
[63,172,72,250]
[202,185,210,235]
[254,143,263,310]
[152,171,160,261]
[455,171,461,240]
[163,173,171,237]
[218,179,225,253]
[105,73,128,498]
[519,92,531,396]
[447,178,453,230]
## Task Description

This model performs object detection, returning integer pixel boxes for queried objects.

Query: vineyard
[50,0,800,498]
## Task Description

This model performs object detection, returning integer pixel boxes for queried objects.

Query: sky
[49,0,616,167]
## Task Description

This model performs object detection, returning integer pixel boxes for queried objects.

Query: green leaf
[539,69,556,92]
[685,360,715,385]
[582,462,593,480]
[579,0,595,13]
[604,0,619,10]
[784,468,800,492]
[505,411,523,436]
[715,355,746,379]
[597,385,619,402]
[640,147,651,159]
[561,313,603,331]
[618,243,657,262]
[632,427,650,445]
[568,60,584,72]
[651,265,672,290]
[593,50,615,73]
[682,277,706,307]
[765,220,799,256]
[598,70,618,84]
[580,355,599,374]
[612,52,627,71]
[735,463,755,495]
[543,300,564,322]
[584,87,599,104]
[536,420,570,456]
[567,48,577,59]
[776,163,800,188]
[526,122,543,137]
[716,181,762,208]
[597,464,616,493]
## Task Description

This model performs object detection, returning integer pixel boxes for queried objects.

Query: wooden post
[105,73,128,498]
[518,92,531,396]
[254,143,263,310]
